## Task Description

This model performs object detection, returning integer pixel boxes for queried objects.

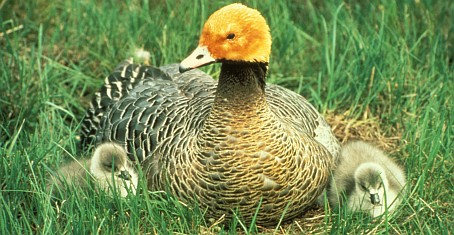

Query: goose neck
[215,62,268,101]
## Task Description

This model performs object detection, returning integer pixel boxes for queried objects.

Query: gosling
[47,143,138,197]
[328,141,406,217]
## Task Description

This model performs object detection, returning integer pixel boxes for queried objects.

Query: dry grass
[326,110,403,153]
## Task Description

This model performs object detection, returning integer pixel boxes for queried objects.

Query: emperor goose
[80,3,340,225]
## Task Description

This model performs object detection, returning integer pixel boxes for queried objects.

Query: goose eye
[360,184,367,191]
[103,163,117,171]
[226,33,235,40]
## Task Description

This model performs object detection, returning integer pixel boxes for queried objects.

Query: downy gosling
[47,142,138,197]
[328,141,406,217]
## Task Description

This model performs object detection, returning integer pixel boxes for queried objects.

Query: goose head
[90,143,138,196]
[180,3,271,72]
[354,162,388,206]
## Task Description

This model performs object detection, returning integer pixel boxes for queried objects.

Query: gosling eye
[103,163,118,171]
[226,33,235,40]
[360,184,368,191]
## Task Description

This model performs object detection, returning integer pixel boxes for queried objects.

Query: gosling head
[90,143,138,197]
[180,3,271,72]
[354,162,388,206]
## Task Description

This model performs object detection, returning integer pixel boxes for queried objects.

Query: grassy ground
[1,0,452,234]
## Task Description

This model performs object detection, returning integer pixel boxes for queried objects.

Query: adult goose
[80,3,339,225]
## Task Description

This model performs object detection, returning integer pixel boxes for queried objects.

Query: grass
[1,0,452,234]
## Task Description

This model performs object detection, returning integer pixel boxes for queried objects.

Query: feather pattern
[80,3,340,226]
[80,61,339,225]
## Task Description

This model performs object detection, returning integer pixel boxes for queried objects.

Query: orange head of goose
[179,3,272,72]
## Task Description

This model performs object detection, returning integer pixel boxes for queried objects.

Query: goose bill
[179,46,216,73]
[370,193,381,205]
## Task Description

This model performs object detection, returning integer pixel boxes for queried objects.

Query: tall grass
[1,0,452,234]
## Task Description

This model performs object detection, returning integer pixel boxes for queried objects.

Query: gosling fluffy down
[47,143,138,197]
[328,141,406,217]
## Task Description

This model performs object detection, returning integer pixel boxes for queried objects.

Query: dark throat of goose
[198,62,274,144]
[216,62,268,101]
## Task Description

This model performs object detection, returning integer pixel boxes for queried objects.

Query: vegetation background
[1,0,452,234]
